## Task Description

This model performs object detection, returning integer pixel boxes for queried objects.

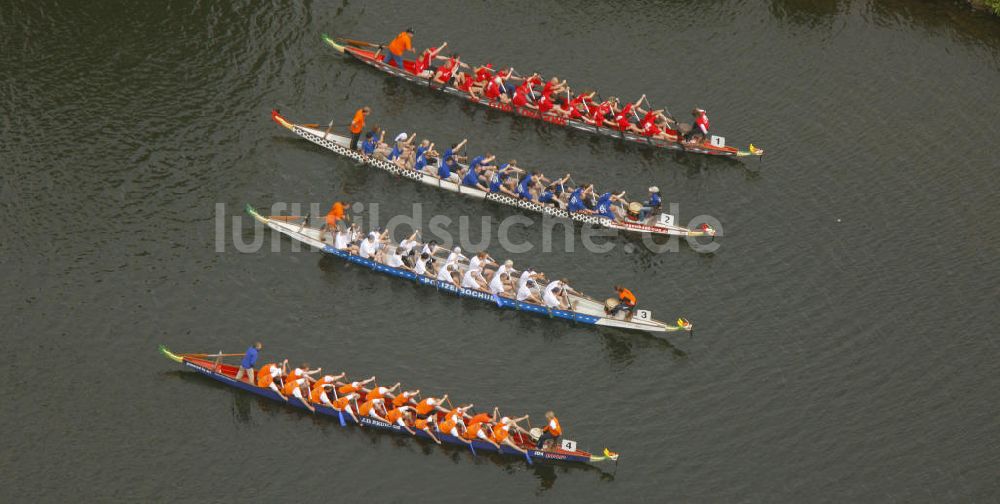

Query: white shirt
[421,244,436,256]
[543,281,563,307]
[359,238,379,258]
[446,251,466,265]
[462,268,485,289]
[386,252,404,268]
[496,263,516,279]
[400,238,420,254]
[414,257,429,275]
[468,255,484,272]
[518,270,536,290]
[334,231,350,250]
[489,272,507,294]
[516,283,534,301]
[437,264,454,282]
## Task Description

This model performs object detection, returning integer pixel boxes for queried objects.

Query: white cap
[453,246,461,253]
[394,132,408,142]
[368,231,377,239]
[649,186,659,193]
[501,416,511,424]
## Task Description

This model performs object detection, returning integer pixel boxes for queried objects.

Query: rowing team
[356,132,665,222]
[250,359,564,454]
[324,223,587,311]
[378,29,712,143]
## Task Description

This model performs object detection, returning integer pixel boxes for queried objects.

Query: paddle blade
[524,451,533,464]
[338,410,346,427]
[469,443,477,456]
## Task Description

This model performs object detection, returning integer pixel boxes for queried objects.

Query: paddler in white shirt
[437,261,461,288]
[516,278,543,304]
[489,269,511,297]
[468,251,497,279]
[445,246,467,266]
[385,246,411,270]
[359,230,388,261]
[518,269,545,291]
[543,278,579,310]
[461,265,488,290]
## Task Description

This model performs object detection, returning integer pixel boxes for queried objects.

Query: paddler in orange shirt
[322,201,350,243]
[383,28,415,68]
[535,410,562,450]
[349,106,370,151]
[607,285,637,321]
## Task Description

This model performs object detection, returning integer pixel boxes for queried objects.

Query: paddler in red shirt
[511,80,534,108]
[432,54,468,85]
[411,42,448,78]
[686,107,710,142]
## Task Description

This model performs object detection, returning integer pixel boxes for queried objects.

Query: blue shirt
[415,153,428,171]
[415,146,427,158]
[567,188,585,212]
[438,160,455,179]
[517,176,534,200]
[361,138,377,155]
[648,193,662,208]
[240,347,258,368]
[597,200,616,219]
[538,189,555,203]
[388,144,401,161]
[469,155,485,170]
[442,148,455,162]
[462,168,480,187]
[489,172,504,193]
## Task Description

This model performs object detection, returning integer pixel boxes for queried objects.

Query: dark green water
[2,0,999,501]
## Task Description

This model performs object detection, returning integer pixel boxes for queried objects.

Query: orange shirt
[332,396,352,411]
[462,421,483,440]
[256,363,276,388]
[414,418,429,430]
[544,417,562,437]
[350,108,365,134]
[491,423,510,444]
[282,378,303,396]
[385,408,404,424]
[387,31,412,56]
[392,393,412,407]
[438,419,457,434]
[415,398,437,416]
[468,413,491,425]
[309,386,328,404]
[359,399,381,416]
[326,202,345,227]
[618,288,636,306]
[338,382,360,396]
[365,387,387,402]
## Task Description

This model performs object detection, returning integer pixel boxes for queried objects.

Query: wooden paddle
[335,37,381,49]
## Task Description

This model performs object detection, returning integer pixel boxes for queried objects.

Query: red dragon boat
[324,34,763,159]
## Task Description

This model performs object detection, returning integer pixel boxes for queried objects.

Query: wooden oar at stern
[332,35,382,50]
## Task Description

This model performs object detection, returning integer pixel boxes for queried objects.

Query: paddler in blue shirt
[538,174,571,208]
[462,164,489,191]
[639,186,662,220]
[489,163,522,196]
[468,152,495,172]
[361,131,381,156]
[235,342,262,384]
[566,184,596,214]
[438,156,461,183]
[595,191,627,220]
[441,138,468,164]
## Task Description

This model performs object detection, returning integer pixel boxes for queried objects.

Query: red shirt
[475,66,493,82]
[512,83,531,107]
[485,79,501,99]
[695,113,710,133]
[456,73,473,91]
[537,92,554,113]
